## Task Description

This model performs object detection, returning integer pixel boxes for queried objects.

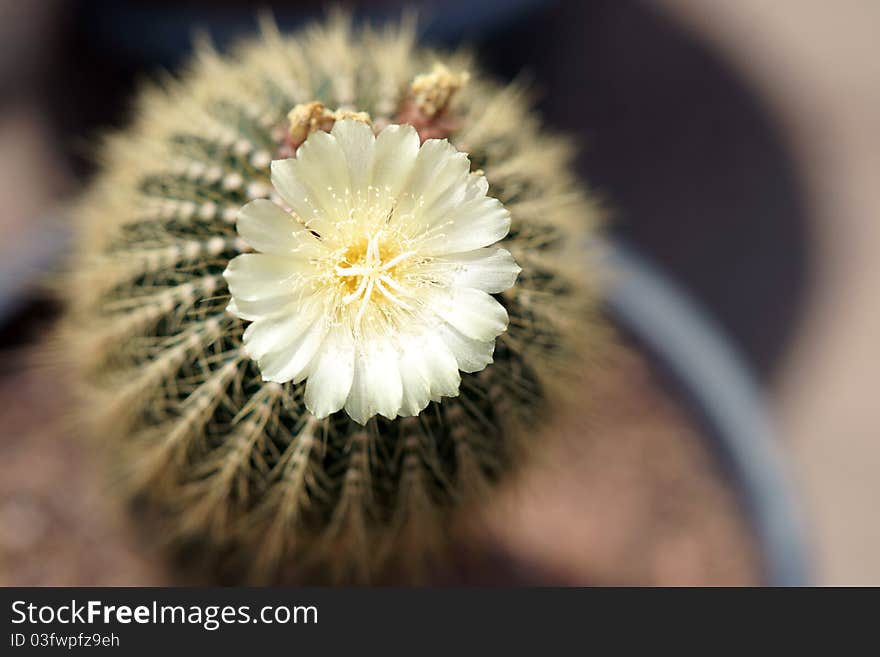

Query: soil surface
[479,345,759,584]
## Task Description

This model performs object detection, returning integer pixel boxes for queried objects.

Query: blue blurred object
[606,239,810,586]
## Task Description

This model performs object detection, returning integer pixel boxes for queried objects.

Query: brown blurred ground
[0,352,170,586]
[483,346,757,585]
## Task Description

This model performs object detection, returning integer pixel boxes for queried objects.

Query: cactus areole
[60,15,603,582]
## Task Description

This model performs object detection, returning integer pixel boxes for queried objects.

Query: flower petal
[270,159,319,226]
[271,131,350,236]
[303,325,356,418]
[371,124,420,199]
[236,199,320,257]
[227,295,299,322]
[420,194,511,255]
[397,330,461,416]
[430,287,509,342]
[345,340,403,424]
[397,346,432,417]
[223,253,309,302]
[404,139,470,203]
[331,119,375,201]
[436,322,496,373]
[255,314,328,384]
[430,247,521,294]
[241,295,323,359]
[394,139,470,230]
[421,331,461,399]
[415,173,509,255]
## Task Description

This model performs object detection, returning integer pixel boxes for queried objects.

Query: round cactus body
[60,14,603,582]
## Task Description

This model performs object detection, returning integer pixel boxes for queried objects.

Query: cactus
[58,13,603,583]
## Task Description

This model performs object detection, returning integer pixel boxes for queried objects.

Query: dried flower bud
[410,63,470,117]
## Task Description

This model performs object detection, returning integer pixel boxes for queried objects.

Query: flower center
[334,231,416,329]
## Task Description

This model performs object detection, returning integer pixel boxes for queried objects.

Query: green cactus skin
[59,14,603,583]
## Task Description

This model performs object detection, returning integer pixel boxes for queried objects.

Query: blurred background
[0,0,878,585]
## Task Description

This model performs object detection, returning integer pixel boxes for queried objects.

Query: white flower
[224,119,520,424]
